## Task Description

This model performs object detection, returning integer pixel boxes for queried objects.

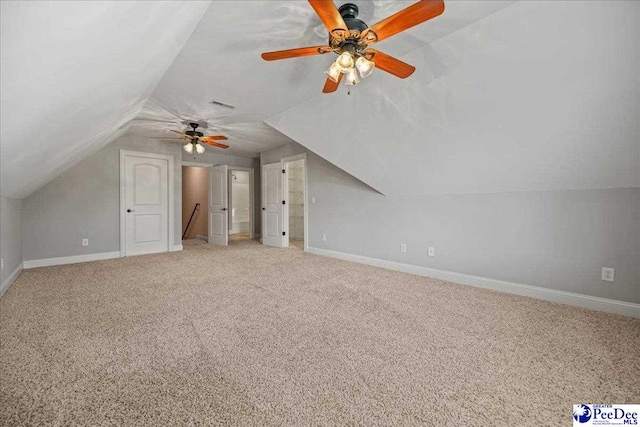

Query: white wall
[183,150,254,168]
[0,197,23,295]
[262,143,640,304]
[22,133,184,261]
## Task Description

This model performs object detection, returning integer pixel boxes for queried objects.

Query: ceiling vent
[210,100,236,109]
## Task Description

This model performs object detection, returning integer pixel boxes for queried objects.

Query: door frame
[119,150,175,257]
[281,153,308,252]
[228,166,255,239]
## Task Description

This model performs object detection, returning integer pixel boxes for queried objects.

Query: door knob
[221,208,227,211]
[262,207,266,210]
[127,209,135,212]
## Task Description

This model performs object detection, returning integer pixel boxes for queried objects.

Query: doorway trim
[119,150,175,257]
[228,166,255,239]
[281,153,308,252]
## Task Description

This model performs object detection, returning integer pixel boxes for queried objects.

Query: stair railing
[182,203,200,240]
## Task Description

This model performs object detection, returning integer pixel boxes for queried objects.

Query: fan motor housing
[339,4,368,33]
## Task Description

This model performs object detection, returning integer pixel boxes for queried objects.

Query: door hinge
[282,200,286,205]
[282,169,285,174]
[282,231,286,236]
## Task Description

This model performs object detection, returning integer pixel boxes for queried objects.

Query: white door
[262,162,284,247]
[209,165,228,245]
[123,154,170,256]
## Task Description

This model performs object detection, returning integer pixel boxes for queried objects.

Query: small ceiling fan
[261,0,445,93]
[152,122,229,154]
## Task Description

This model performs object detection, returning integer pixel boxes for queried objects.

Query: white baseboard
[195,235,208,242]
[307,247,640,319]
[172,245,183,252]
[24,252,121,269]
[1,262,24,297]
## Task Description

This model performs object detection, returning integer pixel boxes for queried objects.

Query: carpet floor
[1,240,638,426]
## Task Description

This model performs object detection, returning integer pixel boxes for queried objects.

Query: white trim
[172,245,183,252]
[24,252,121,269]
[120,150,175,257]
[196,234,209,242]
[307,247,640,319]
[1,262,23,297]
[182,161,213,168]
[281,153,308,252]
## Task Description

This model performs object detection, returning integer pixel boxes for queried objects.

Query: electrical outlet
[428,247,435,257]
[400,244,407,253]
[602,267,615,282]
[82,238,89,247]
[1,258,3,270]
[322,234,327,242]
[312,197,316,204]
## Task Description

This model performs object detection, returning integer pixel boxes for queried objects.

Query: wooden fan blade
[200,135,228,141]
[261,46,331,61]
[361,0,445,44]
[366,50,415,78]
[170,130,189,136]
[322,72,344,93]
[308,0,349,37]
[203,140,229,149]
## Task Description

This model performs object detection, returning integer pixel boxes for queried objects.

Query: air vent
[210,100,236,109]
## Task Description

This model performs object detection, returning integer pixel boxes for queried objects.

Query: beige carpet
[1,240,638,426]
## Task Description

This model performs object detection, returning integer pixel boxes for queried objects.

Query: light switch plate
[82,239,89,247]
[428,247,435,257]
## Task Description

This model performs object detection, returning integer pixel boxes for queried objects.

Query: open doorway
[229,169,252,243]
[183,164,255,247]
[283,155,307,251]
[182,165,209,246]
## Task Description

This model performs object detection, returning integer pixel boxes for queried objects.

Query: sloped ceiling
[0,1,210,198]
[266,0,640,195]
[3,1,639,198]
[134,1,516,169]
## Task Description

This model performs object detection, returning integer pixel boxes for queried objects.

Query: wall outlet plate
[400,244,407,253]
[428,247,435,257]
[82,238,89,247]
[1,258,3,270]
[602,267,615,282]
[322,234,327,242]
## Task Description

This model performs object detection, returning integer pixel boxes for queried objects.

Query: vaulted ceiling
[2,1,639,198]
[0,1,210,198]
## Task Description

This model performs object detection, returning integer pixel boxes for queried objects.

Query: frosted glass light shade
[356,56,375,78]
[336,52,354,72]
[196,143,205,154]
[324,61,342,83]
[345,67,359,85]
[183,143,194,154]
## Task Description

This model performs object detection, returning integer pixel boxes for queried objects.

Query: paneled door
[262,162,283,247]
[122,151,172,256]
[209,165,228,246]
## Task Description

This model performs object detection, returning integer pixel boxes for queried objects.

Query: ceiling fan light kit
[152,122,229,154]
[261,0,445,93]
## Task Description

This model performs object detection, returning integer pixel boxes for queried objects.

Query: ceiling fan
[261,0,445,93]
[152,122,229,154]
